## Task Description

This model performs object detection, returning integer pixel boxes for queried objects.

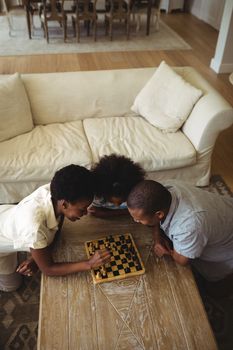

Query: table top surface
[38,215,217,350]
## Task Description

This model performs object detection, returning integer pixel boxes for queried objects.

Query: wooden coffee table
[38,215,217,350]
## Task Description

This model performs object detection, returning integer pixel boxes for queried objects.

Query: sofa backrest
[1,67,229,130]
[19,67,211,125]
[21,69,155,125]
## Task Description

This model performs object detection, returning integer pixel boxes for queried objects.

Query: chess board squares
[85,233,145,283]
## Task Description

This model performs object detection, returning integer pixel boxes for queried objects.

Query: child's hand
[16,258,39,276]
[88,249,111,268]
[88,206,112,218]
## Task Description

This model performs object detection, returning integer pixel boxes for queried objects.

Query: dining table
[23,0,153,39]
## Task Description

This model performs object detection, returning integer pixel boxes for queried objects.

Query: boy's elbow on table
[171,250,189,266]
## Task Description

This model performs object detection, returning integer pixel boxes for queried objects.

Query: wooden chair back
[105,0,131,40]
[133,0,162,32]
[72,0,97,42]
[40,0,67,42]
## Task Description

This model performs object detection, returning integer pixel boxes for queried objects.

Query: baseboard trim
[210,59,233,74]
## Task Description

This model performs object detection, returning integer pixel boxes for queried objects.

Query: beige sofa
[0,66,233,204]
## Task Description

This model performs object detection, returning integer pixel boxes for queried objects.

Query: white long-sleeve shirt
[0,184,59,273]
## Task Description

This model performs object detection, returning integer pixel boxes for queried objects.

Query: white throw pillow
[131,61,203,132]
[0,73,33,142]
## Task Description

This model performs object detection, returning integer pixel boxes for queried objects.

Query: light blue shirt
[160,182,233,281]
[92,197,127,210]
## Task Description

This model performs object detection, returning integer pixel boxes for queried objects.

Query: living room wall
[186,0,225,29]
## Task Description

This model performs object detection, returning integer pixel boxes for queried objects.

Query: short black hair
[92,154,146,199]
[50,164,94,203]
[127,180,171,214]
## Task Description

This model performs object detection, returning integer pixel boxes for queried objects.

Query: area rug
[0,13,191,56]
[0,175,232,350]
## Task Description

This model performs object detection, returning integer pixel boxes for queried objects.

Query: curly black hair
[127,180,172,214]
[91,154,146,199]
[50,164,94,203]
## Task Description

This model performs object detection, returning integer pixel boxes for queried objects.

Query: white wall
[187,0,225,30]
[186,0,233,74]
[160,0,184,13]
[211,0,233,73]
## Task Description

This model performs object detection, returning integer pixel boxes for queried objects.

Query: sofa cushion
[131,61,203,133]
[83,116,196,171]
[0,121,92,182]
[0,73,33,142]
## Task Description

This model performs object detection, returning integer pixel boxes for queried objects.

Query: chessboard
[85,233,145,284]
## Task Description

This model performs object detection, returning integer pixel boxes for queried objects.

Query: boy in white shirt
[0,164,110,292]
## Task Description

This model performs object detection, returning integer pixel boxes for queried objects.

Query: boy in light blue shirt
[127,180,233,297]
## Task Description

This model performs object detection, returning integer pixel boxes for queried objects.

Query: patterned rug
[0,14,191,56]
[0,266,40,350]
[0,175,232,350]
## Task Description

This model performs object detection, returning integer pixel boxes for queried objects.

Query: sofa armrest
[182,93,233,153]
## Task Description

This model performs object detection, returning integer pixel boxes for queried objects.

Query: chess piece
[89,242,94,255]
[101,266,107,277]
[96,271,101,279]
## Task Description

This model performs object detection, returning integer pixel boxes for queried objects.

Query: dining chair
[71,0,97,42]
[105,0,131,40]
[23,0,42,39]
[2,0,27,36]
[40,0,67,42]
[132,0,161,32]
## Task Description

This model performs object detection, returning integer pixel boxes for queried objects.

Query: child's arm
[17,247,110,276]
[16,217,65,276]
[88,206,129,218]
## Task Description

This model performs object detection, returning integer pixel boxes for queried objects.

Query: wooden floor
[1,12,232,190]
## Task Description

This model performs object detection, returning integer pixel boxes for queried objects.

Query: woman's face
[62,198,93,222]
